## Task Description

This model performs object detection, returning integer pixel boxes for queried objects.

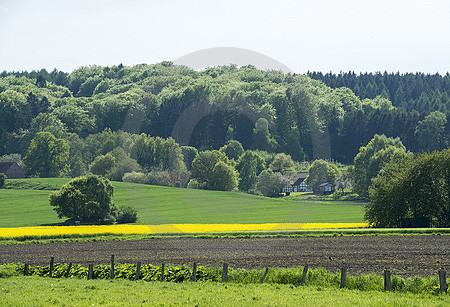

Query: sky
[0,0,449,74]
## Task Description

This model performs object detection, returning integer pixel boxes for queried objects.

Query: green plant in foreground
[0,276,448,306]
[2,263,447,296]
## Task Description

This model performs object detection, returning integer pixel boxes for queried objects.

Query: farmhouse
[282,173,311,193]
[313,182,335,195]
[0,162,25,179]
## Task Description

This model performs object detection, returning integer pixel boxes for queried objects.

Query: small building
[282,173,311,193]
[313,182,335,195]
[0,162,25,179]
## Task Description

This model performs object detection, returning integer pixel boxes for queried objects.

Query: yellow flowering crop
[0,223,368,238]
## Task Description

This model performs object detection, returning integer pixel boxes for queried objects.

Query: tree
[306,159,340,188]
[49,175,115,222]
[209,160,239,191]
[181,146,198,171]
[191,150,238,191]
[366,149,450,227]
[134,134,184,171]
[255,170,285,197]
[24,132,70,177]
[29,113,68,139]
[236,151,265,191]
[269,153,294,175]
[0,173,6,188]
[251,118,277,151]
[220,140,244,161]
[414,111,448,152]
[353,134,408,198]
[89,153,116,177]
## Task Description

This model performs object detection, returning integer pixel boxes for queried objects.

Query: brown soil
[1,235,448,277]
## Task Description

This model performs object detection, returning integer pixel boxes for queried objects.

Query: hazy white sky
[0,0,449,73]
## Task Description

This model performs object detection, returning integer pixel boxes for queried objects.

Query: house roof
[0,162,16,173]
[291,173,308,185]
[315,182,334,187]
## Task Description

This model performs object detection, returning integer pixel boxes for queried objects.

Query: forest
[0,64,449,196]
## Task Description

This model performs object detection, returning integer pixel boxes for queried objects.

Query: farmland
[0,178,365,227]
[1,235,449,277]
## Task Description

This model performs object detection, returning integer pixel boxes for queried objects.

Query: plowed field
[1,235,448,277]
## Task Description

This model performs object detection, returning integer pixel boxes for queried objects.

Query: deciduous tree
[24,132,70,177]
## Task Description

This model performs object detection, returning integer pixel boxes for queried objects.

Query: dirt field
[1,235,449,277]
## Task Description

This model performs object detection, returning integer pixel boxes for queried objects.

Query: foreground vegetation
[1,263,448,296]
[0,178,365,227]
[0,276,447,306]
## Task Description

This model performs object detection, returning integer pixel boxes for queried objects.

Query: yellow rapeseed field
[0,223,368,238]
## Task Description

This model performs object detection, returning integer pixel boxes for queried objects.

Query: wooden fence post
[49,257,54,278]
[301,266,308,285]
[260,267,269,284]
[65,263,72,278]
[160,264,165,282]
[24,263,29,276]
[88,264,93,280]
[110,255,115,279]
[191,262,197,282]
[135,262,141,280]
[384,270,392,291]
[340,267,347,289]
[439,270,447,294]
[222,263,229,283]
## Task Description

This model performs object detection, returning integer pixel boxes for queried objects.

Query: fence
[19,254,448,294]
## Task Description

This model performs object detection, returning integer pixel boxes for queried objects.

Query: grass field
[0,276,448,306]
[0,178,366,228]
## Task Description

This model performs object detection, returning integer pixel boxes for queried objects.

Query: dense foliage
[1,263,444,295]
[308,71,450,113]
[366,149,450,228]
[1,64,449,198]
[0,173,6,188]
[353,134,409,199]
[305,159,340,188]
[1,64,448,165]
[49,175,115,222]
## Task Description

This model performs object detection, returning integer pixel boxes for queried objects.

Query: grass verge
[0,276,448,306]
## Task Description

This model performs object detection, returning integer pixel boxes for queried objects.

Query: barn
[313,182,335,195]
[0,162,26,179]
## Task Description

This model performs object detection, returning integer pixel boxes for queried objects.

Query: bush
[122,171,147,184]
[116,206,138,224]
[187,179,199,189]
[255,170,285,197]
[0,173,6,188]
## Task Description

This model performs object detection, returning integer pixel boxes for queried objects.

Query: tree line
[1,64,448,165]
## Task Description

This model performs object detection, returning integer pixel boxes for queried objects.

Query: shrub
[122,171,147,184]
[187,179,199,189]
[255,170,285,197]
[116,206,138,224]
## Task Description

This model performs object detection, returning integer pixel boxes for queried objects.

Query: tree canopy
[49,175,115,222]
[366,149,450,228]
[353,134,409,198]
[24,132,69,177]
[306,159,340,188]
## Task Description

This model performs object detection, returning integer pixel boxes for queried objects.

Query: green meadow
[0,178,365,227]
[0,277,448,306]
